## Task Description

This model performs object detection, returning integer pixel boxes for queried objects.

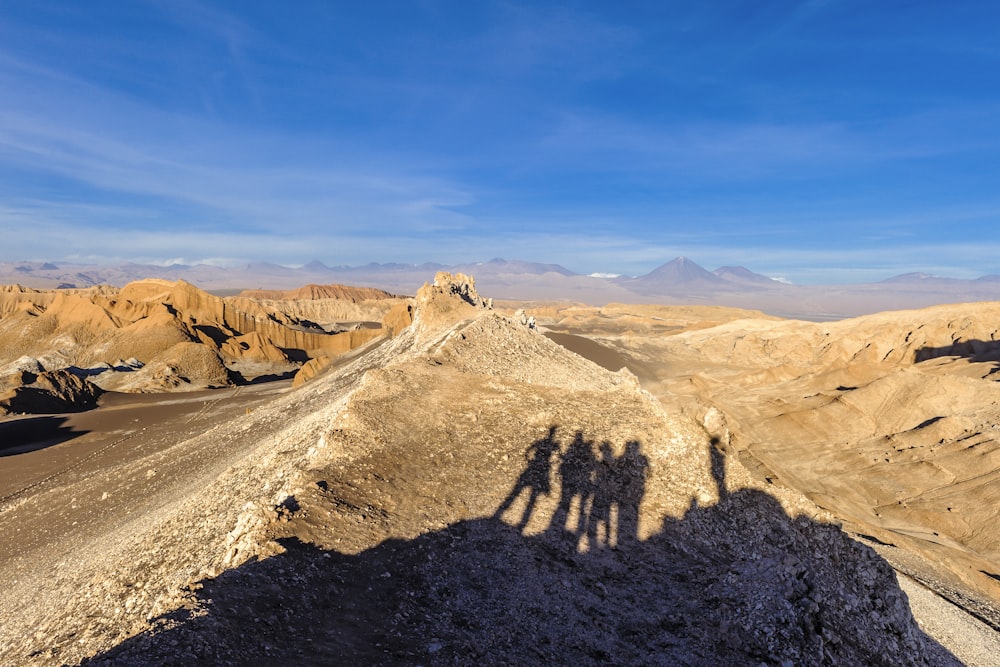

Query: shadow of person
[616,440,647,546]
[493,426,559,531]
[586,442,616,550]
[547,431,596,542]
[709,436,726,501]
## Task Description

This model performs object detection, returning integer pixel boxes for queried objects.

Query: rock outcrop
[291,355,332,388]
[410,272,492,342]
[0,369,103,415]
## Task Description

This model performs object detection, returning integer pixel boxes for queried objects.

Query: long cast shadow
[915,338,1000,373]
[79,427,958,666]
[0,416,87,457]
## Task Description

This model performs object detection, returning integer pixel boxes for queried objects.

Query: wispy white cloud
[140,0,273,113]
[5,193,1000,284]
[528,101,1000,182]
[0,51,480,236]
[481,3,639,78]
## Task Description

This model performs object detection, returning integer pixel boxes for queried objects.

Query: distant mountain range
[880,271,1000,284]
[626,256,729,292]
[3,256,1000,320]
[621,257,784,293]
[713,265,784,285]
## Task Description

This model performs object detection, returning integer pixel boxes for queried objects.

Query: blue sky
[1,1,999,283]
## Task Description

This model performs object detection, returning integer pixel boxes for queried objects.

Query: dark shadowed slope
[86,435,954,667]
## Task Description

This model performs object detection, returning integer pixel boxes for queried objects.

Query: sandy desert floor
[0,381,290,566]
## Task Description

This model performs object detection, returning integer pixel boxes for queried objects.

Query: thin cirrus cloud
[0,65,477,238]
[0,20,477,223]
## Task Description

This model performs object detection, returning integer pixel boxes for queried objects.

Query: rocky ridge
[236,283,398,302]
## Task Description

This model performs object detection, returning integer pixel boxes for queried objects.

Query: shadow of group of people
[494,426,649,550]
[85,426,958,666]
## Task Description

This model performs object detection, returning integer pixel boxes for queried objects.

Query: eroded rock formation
[0,369,103,416]
[0,279,406,402]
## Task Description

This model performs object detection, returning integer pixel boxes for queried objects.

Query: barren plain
[0,273,998,665]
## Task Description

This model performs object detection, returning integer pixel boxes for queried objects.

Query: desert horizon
[6,254,1000,322]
